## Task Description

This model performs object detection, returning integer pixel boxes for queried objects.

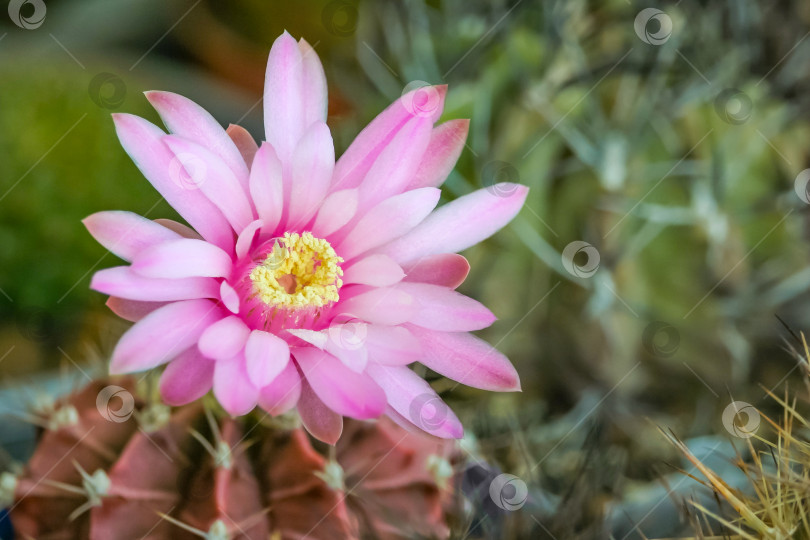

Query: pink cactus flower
[85,31,527,444]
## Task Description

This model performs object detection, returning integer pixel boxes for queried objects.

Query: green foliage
[0,62,175,339]
[347,0,810,536]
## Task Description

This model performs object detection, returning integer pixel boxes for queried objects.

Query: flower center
[249,232,343,309]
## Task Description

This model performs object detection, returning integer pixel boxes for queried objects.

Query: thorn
[775,313,802,345]
[156,512,208,538]
[189,428,218,461]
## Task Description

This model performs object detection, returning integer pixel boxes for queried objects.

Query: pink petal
[153,219,201,239]
[287,122,335,228]
[325,334,368,373]
[342,254,405,287]
[110,299,221,374]
[220,281,240,314]
[383,406,425,436]
[159,347,215,406]
[337,187,440,261]
[329,347,367,373]
[397,282,496,332]
[83,211,181,262]
[163,135,255,233]
[356,116,432,211]
[336,287,417,326]
[365,364,463,439]
[289,325,367,372]
[365,325,421,366]
[332,85,447,191]
[408,119,469,189]
[131,238,233,279]
[245,330,291,387]
[145,91,249,192]
[297,377,343,444]
[311,189,358,237]
[249,143,284,235]
[399,83,448,119]
[226,124,259,168]
[285,328,329,349]
[111,113,233,251]
[236,219,263,260]
[105,297,167,322]
[257,360,302,415]
[402,254,470,289]
[198,315,250,361]
[264,31,306,163]
[214,355,259,416]
[298,38,328,128]
[294,347,386,419]
[91,267,218,301]
[381,184,528,263]
[406,326,521,391]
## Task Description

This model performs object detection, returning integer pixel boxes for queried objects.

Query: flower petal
[381,184,528,263]
[311,189,358,237]
[245,330,291,387]
[337,187,440,261]
[91,267,218,301]
[257,360,301,415]
[226,124,259,167]
[131,238,233,279]
[159,347,215,406]
[332,85,446,191]
[365,363,463,439]
[324,334,368,373]
[397,282,496,331]
[220,281,240,314]
[285,328,328,349]
[408,119,469,189]
[288,122,335,228]
[298,38,328,128]
[214,355,259,416]
[264,31,306,163]
[401,254,470,289]
[236,219,264,260]
[294,347,386,419]
[83,211,182,262]
[364,325,421,366]
[163,135,255,233]
[249,143,284,235]
[110,299,221,374]
[105,297,167,322]
[356,116,432,211]
[298,377,343,445]
[198,315,250,361]
[383,406,425,436]
[145,91,249,192]
[288,325,368,372]
[111,113,233,251]
[406,326,521,391]
[342,254,405,287]
[336,287,417,326]
[153,219,201,239]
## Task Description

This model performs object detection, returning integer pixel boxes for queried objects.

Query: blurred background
[1,0,810,537]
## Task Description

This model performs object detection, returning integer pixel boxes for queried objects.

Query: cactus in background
[2,378,460,539]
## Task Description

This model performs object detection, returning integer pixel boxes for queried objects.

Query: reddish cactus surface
[5,378,459,539]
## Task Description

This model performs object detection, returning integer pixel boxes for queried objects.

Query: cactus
[3,378,459,539]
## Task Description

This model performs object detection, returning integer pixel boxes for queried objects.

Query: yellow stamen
[249,232,343,309]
